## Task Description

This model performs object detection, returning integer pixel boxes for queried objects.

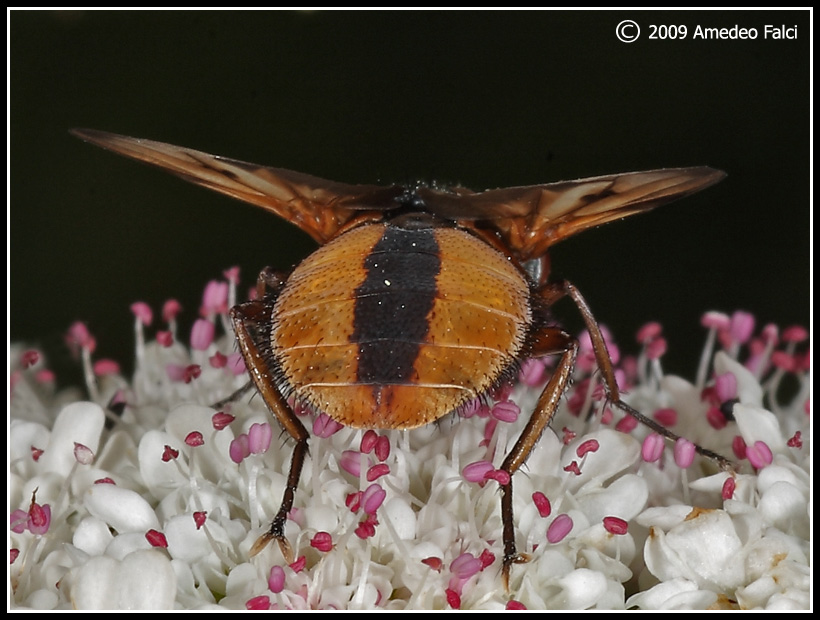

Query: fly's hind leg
[499,326,578,589]
[545,279,734,470]
[230,269,309,562]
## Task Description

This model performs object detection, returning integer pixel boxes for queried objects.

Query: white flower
[10,282,810,610]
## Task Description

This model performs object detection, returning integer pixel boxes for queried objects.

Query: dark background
[11,10,809,388]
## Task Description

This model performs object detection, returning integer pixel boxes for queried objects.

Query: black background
[10,10,809,388]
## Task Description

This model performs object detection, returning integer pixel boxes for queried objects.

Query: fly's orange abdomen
[272,221,530,429]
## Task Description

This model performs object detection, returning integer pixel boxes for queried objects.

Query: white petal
[757,481,809,538]
[383,496,417,540]
[85,484,160,533]
[733,404,784,450]
[39,402,105,474]
[70,549,177,610]
[548,568,608,609]
[73,516,114,556]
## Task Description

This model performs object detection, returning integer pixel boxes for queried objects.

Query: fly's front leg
[544,279,734,471]
[500,327,578,589]
[231,291,309,562]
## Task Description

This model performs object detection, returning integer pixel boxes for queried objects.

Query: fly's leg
[545,279,734,470]
[230,269,308,561]
[500,327,578,589]
[212,268,290,410]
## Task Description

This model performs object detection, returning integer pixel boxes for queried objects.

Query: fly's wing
[417,167,726,262]
[71,129,405,243]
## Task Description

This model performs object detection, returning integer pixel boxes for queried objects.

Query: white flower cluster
[9,296,810,610]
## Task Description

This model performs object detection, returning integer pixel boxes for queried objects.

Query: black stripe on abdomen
[351,225,441,384]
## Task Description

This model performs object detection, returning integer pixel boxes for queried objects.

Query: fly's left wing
[71,129,405,243]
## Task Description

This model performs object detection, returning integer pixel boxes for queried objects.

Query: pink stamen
[506,600,527,610]
[732,435,747,460]
[706,406,728,430]
[223,266,240,285]
[193,511,207,529]
[229,435,250,464]
[310,531,333,552]
[94,477,115,485]
[289,556,307,573]
[746,441,773,469]
[268,565,286,594]
[10,509,28,534]
[10,549,19,564]
[479,549,495,569]
[491,399,520,423]
[771,351,796,372]
[200,280,229,317]
[486,469,511,485]
[354,514,378,539]
[73,442,94,465]
[532,491,552,517]
[562,427,577,444]
[185,431,204,447]
[730,311,755,344]
[130,302,153,326]
[641,433,664,463]
[156,331,174,347]
[212,412,235,430]
[563,461,582,475]
[248,423,272,454]
[30,446,43,462]
[65,322,96,355]
[445,588,461,609]
[519,358,546,386]
[360,430,378,454]
[313,413,343,438]
[576,438,600,458]
[35,369,55,384]
[673,438,696,468]
[615,414,639,433]
[145,529,168,548]
[463,460,494,483]
[209,351,228,368]
[450,552,482,580]
[340,450,364,477]
[722,476,736,500]
[190,319,215,351]
[162,299,182,323]
[183,364,201,384]
[603,516,629,535]
[361,483,386,515]
[374,435,391,462]
[645,337,667,360]
[701,311,731,330]
[21,350,40,368]
[92,359,120,376]
[636,321,662,344]
[421,557,443,572]
[27,502,51,535]
[653,408,677,427]
[245,595,271,611]
[547,514,573,543]
[161,445,179,462]
[787,431,803,448]
[782,325,808,343]
[345,491,362,512]
[227,353,247,376]
[714,372,738,402]
[366,463,390,482]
